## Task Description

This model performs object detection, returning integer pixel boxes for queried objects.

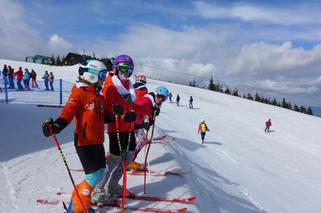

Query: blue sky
[1,0,321,107]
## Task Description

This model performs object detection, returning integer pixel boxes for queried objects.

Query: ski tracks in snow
[1,164,18,209]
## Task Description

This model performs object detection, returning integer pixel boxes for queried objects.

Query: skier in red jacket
[265,119,272,133]
[133,75,148,100]
[128,86,170,170]
[14,67,23,90]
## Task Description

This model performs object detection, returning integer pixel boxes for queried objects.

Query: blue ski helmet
[155,86,170,101]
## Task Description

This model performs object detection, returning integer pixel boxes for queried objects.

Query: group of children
[42,55,169,213]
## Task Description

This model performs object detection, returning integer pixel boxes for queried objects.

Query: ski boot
[91,188,118,207]
[70,180,93,213]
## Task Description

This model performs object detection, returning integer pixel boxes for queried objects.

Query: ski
[128,170,191,177]
[69,168,190,177]
[126,194,196,204]
[56,192,195,204]
[36,199,60,205]
[37,198,188,213]
[92,202,188,213]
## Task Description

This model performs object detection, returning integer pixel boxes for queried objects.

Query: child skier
[42,59,108,213]
[198,120,210,144]
[91,54,151,205]
[129,86,170,170]
[133,75,148,99]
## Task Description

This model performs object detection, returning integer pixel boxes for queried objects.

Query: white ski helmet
[78,59,107,84]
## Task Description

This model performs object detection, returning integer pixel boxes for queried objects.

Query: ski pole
[115,115,127,213]
[50,129,87,213]
[143,111,157,194]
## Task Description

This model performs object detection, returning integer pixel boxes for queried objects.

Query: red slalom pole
[51,132,87,213]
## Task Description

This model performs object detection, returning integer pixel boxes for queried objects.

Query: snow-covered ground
[1,60,321,213]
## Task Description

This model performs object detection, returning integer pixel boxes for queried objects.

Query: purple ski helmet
[113,54,134,77]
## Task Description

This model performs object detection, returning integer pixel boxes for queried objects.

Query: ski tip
[177,207,188,213]
[187,196,197,203]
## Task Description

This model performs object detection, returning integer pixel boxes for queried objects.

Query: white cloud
[194,2,321,26]
[227,41,321,76]
[48,34,72,55]
[252,79,319,94]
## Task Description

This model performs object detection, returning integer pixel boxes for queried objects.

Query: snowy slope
[1,60,321,213]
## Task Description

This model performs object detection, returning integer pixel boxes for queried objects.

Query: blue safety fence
[0,77,74,105]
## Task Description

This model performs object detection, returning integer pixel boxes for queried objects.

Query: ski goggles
[117,63,134,75]
[79,67,108,81]
[156,93,168,102]
[98,70,108,81]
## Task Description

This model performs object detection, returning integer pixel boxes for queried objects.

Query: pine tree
[232,88,239,97]
[247,93,253,100]
[307,106,313,115]
[56,55,61,66]
[282,98,288,108]
[208,76,216,91]
[255,93,260,102]
[50,54,55,65]
[294,104,300,112]
[224,87,231,94]
[300,106,307,114]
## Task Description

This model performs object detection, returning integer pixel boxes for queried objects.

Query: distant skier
[49,72,54,91]
[23,68,31,90]
[265,119,272,133]
[30,69,39,88]
[14,67,23,90]
[2,64,8,86]
[42,71,49,90]
[198,120,210,144]
[42,59,109,212]
[176,94,180,106]
[169,92,173,103]
[189,96,193,109]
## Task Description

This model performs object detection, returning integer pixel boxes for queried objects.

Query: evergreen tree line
[40,54,66,66]
[190,77,313,116]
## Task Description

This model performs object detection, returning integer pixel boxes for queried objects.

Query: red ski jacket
[14,69,23,80]
[103,74,151,133]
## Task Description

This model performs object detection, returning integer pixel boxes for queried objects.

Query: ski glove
[42,117,67,137]
[112,104,124,116]
[152,106,160,117]
[124,111,137,122]
[104,112,116,124]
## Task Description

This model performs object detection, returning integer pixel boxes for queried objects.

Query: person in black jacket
[176,94,180,106]
[189,96,193,109]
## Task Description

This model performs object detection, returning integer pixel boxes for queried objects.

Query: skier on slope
[176,94,180,106]
[42,59,109,213]
[91,54,151,205]
[128,86,170,170]
[198,119,210,144]
[265,119,272,133]
[127,74,149,170]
